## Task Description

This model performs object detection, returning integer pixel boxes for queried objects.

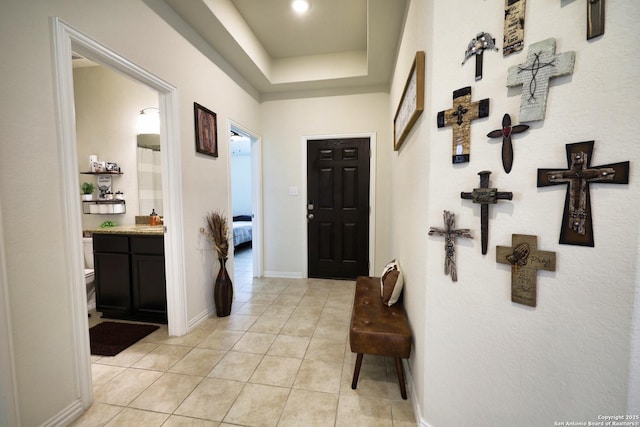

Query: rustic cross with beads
[537,141,629,247]
[429,210,473,282]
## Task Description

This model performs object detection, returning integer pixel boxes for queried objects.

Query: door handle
[307,213,314,220]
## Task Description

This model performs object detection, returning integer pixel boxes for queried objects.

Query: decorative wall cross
[429,211,473,282]
[537,141,629,247]
[461,171,512,255]
[587,0,605,40]
[437,87,490,164]
[461,32,498,81]
[487,113,529,174]
[506,38,575,122]
[496,234,556,307]
[503,0,526,57]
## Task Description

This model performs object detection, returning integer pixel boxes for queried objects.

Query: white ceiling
[147,0,408,101]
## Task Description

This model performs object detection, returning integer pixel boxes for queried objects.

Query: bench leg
[395,358,408,400]
[351,353,364,389]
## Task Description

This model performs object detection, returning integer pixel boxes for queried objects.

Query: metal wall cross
[461,171,513,255]
[487,113,529,174]
[537,141,629,247]
[496,234,556,307]
[506,38,575,122]
[429,210,473,282]
[437,86,490,164]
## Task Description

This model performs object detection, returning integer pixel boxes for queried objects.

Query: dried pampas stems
[203,210,229,259]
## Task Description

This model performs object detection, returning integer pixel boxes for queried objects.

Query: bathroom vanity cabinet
[93,232,167,323]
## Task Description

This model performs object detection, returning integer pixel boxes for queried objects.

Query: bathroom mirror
[136,133,163,216]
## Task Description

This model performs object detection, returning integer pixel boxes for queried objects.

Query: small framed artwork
[105,162,119,172]
[393,51,425,151]
[194,102,218,157]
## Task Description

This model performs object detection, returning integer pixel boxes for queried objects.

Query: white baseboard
[263,271,304,279]
[404,359,432,427]
[186,305,215,332]
[42,399,84,427]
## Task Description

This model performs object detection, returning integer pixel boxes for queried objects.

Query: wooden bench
[349,276,412,399]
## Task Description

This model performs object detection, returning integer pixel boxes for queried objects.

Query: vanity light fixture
[291,0,310,14]
[136,107,160,135]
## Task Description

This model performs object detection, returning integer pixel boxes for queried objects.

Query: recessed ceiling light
[291,0,310,14]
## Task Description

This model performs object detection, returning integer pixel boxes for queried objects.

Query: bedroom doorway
[230,124,261,282]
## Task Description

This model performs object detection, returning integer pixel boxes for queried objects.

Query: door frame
[51,17,188,409]
[0,197,20,427]
[301,132,376,278]
[228,120,263,278]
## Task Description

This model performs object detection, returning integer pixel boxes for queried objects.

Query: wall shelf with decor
[82,200,126,215]
[80,170,123,200]
[80,171,123,175]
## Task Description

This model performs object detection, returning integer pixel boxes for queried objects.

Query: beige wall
[391,0,640,425]
[0,1,260,424]
[74,65,159,229]
[260,93,392,277]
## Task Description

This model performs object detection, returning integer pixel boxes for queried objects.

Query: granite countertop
[85,224,164,236]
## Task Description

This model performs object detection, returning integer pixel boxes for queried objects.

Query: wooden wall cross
[537,141,630,247]
[460,171,512,255]
[487,113,529,174]
[587,0,605,40]
[437,87,490,164]
[506,38,575,122]
[428,210,473,282]
[496,234,556,307]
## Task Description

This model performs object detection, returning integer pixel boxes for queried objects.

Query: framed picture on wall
[194,102,218,157]
[393,51,425,151]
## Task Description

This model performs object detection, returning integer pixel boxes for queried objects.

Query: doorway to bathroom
[73,58,162,318]
[52,17,187,408]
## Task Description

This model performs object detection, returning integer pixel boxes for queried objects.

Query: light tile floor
[73,246,416,426]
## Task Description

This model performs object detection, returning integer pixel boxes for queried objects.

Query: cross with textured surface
[507,38,575,122]
[461,171,512,255]
[437,86,490,164]
[537,140,629,247]
[429,210,473,282]
[496,234,556,307]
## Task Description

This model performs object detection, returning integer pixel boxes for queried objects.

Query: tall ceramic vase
[214,257,233,317]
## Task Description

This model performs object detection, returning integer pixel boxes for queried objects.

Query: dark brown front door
[307,138,370,279]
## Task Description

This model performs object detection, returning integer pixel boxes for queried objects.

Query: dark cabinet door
[93,234,167,323]
[131,236,167,322]
[131,254,167,322]
[94,252,131,315]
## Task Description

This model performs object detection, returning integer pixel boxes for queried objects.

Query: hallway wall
[260,93,392,277]
[390,0,640,425]
[0,1,260,424]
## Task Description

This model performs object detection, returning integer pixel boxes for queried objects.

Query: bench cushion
[350,276,411,359]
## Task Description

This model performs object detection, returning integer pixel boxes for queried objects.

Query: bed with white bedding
[232,215,252,247]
